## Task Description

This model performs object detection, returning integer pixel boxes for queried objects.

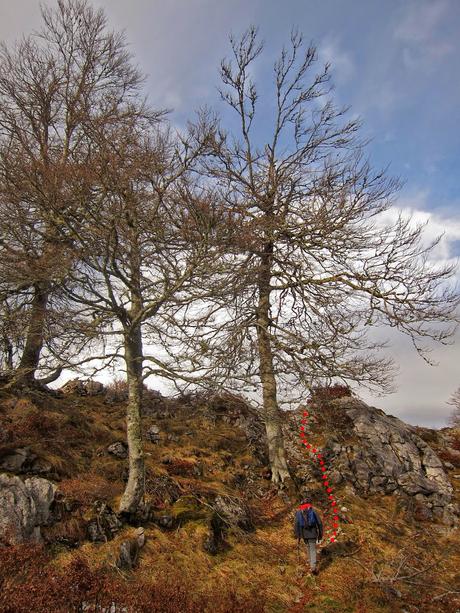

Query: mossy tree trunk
[17,282,50,386]
[119,322,145,515]
[256,243,290,484]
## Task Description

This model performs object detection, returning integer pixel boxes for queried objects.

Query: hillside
[1,384,459,612]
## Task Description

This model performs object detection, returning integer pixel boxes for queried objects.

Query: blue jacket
[294,506,323,541]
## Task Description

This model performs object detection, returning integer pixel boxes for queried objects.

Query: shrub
[0,544,115,613]
[309,385,352,403]
[104,378,129,403]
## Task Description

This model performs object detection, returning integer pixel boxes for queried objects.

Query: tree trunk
[256,245,290,484]
[17,282,50,386]
[118,323,145,516]
[1,336,13,370]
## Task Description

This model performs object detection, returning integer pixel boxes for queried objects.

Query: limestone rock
[61,378,104,396]
[145,424,160,444]
[0,474,56,543]
[0,447,54,476]
[24,477,57,525]
[213,494,254,532]
[87,501,122,542]
[116,527,146,570]
[321,398,454,523]
[107,441,128,459]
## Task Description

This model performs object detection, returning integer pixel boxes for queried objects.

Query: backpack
[299,507,317,530]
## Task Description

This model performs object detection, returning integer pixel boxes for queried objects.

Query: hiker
[294,497,323,575]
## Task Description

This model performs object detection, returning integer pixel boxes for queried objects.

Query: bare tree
[447,387,460,427]
[0,0,220,514]
[166,28,459,483]
[58,116,219,514]
[0,193,105,384]
[0,0,153,386]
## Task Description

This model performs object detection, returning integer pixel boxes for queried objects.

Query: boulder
[24,477,57,525]
[61,379,104,396]
[0,474,56,543]
[146,424,161,444]
[116,527,146,570]
[0,447,54,476]
[107,441,128,459]
[213,494,254,532]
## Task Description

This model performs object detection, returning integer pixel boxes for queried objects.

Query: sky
[0,0,459,428]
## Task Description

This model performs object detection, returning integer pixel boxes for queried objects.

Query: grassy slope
[0,390,459,613]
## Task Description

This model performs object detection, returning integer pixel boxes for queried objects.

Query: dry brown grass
[59,473,123,506]
[0,391,459,612]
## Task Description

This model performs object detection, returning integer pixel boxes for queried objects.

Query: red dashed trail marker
[300,409,339,542]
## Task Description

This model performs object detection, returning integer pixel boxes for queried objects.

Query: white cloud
[318,37,355,84]
[401,39,454,71]
[395,0,449,43]
[359,322,460,428]
[378,192,460,264]
[395,0,455,71]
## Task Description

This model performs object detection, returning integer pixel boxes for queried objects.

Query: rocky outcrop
[0,447,53,476]
[87,501,122,542]
[0,474,57,543]
[313,398,456,524]
[61,379,104,396]
[206,394,268,465]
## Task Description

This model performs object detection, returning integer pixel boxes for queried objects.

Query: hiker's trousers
[304,538,317,570]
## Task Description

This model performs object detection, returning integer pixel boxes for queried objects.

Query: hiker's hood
[299,503,312,510]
